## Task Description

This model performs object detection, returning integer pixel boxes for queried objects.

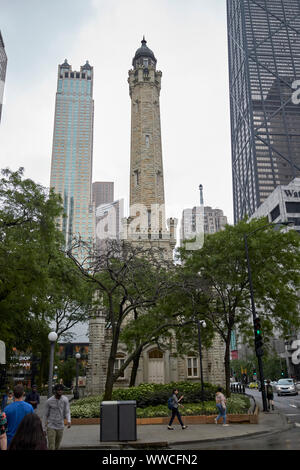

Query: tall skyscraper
[50,60,95,248]
[0,31,7,124]
[92,181,114,208]
[227,0,300,223]
[125,37,177,256]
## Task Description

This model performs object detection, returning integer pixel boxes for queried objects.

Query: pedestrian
[8,413,47,450]
[266,380,274,411]
[1,389,14,409]
[4,384,34,447]
[167,389,188,430]
[25,384,40,412]
[215,387,229,426]
[43,383,71,450]
[0,407,7,451]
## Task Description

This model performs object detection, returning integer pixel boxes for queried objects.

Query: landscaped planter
[68,413,258,426]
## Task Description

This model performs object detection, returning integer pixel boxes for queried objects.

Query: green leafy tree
[178,217,300,395]
[67,238,178,400]
[0,167,64,350]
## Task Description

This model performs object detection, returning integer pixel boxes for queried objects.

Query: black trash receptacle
[100,401,119,442]
[118,400,137,441]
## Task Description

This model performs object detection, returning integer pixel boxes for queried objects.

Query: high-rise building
[92,181,114,208]
[0,31,7,124]
[180,186,228,245]
[50,59,95,249]
[227,0,300,223]
[95,199,124,245]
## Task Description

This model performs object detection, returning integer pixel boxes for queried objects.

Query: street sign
[0,341,5,364]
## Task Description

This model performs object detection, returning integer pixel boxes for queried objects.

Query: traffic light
[254,317,263,357]
[281,370,284,376]
[253,368,257,376]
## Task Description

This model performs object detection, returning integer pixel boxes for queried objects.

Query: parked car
[276,378,298,396]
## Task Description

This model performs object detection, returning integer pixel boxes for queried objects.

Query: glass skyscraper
[0,31,7,124]
[227,0,300,223]
[50,59,95,249]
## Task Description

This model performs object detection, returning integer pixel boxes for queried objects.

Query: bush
[110,381,218,408]
[70,394,251,419]
[69,383,251,419]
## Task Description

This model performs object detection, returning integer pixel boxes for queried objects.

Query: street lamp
[197,319,206,402]
[244,221,292,412]
[74,352,81,400]
[47,331,58,399]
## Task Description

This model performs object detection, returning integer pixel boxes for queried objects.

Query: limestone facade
[86,39,225,395]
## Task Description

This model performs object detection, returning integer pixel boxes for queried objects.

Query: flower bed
[70,388,250,420]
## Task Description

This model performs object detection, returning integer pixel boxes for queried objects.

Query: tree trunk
[103,324,121,400]
[224,336,231,397]
[129,346,143,387]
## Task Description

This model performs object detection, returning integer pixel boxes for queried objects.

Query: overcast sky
[0,0,233,231]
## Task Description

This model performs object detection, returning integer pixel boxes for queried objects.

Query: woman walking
[215,387,229,426]
[167,389,188,430]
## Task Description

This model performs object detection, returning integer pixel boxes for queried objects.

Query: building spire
[199,184,204,206]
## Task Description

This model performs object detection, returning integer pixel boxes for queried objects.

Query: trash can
[118,400,137,441]
[100,401,119,442]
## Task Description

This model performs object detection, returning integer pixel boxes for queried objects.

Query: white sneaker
[214,418,218,424]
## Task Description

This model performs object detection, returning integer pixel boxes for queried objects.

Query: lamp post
[74,353,81,400]
[244,221,292,412]
[197,319,206,402]
[47,331,58,399]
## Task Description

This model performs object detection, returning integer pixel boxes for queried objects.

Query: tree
[178,217,300,395]
[0,167,64,350]
[41,252,96,341]
[66,238,179,399]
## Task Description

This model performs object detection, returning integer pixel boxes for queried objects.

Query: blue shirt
[4,400,34,445]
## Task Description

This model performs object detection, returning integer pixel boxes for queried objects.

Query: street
[170,389,300,450]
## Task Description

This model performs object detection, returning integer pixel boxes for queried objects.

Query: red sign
[231,350,238,360]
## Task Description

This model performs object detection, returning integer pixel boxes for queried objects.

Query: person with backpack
[266,380,274,411]
[167,389,188,430]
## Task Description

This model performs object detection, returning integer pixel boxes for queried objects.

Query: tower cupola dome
[132,37,157,68]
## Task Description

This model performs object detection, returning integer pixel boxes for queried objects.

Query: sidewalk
[60,411,291,449]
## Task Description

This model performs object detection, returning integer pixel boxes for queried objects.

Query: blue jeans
[216,404,226,424]
[169,407,184,427]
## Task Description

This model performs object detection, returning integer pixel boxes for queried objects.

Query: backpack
[167,396,174,410]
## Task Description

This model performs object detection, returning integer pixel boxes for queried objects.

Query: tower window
[143,59,148,67]
[145,135,150,148]
[134,170,139,186]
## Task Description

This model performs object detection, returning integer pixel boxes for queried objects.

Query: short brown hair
[14,384,24,398]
